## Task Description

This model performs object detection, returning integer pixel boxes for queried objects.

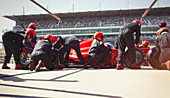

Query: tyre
[146,47,167,69]
[124,48,144,68]
[20,51,32,68]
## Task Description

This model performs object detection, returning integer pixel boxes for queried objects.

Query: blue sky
[0,0,169,32]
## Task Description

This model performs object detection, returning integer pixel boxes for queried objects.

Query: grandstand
[4,7,170,44]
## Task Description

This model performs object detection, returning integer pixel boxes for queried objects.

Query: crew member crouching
[88,32,112,69]
[29,34,62,72]
[155,26,170,65]
[53,35,87,69]
[2,30,26,69]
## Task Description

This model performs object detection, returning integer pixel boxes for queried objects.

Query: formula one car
[19,38,150,69]
[66,39,145,68]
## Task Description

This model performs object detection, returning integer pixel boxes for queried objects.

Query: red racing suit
[24,28,36,48]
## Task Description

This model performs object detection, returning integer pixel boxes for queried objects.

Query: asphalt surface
[0,64,170,98]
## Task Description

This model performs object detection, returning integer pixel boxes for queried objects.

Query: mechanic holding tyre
[116,20,141,70]
[155,21,170,70]
[53,35,87,69]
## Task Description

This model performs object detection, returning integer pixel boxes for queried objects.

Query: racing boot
[35,61,44,72]
[63,62,69,67]
[2,64,10,69]
[56,63,63,70]
[131,64,141,69]
[165,60,170,71]
[29,61,37,71]
[99,64,107,69]
[116,64,124,70]
[83,63,88,69]
[92,63,98,69]
[15,64,22,70]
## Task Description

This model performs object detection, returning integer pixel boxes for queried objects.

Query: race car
[66,39,146,68]
[19,38,150,69]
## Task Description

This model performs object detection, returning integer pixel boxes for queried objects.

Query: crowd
[15,16,170,29]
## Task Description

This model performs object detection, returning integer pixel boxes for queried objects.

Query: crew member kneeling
[29,34,62,72]
[155,24,170,68]
[88,32,111,69]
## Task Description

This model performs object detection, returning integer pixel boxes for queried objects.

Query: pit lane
[0,64,170,98]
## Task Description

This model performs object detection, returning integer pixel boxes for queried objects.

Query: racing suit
[2,31,25,65]
[53,35,85,65]
[155,32,170,63]
[31,38,55,70]
[24,28,36,48]
[117,22,141,65]
[88,39,111,64]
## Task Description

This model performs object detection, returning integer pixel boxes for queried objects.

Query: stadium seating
[15,16,169,29]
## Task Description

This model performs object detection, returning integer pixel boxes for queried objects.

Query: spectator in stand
[15,16,170,29]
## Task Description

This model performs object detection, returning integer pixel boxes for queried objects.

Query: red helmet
[94,32,104,42]
[142,41,149,47]
[27,29,36,40]
[159,21,167,29]
[157,27,169,36]
[44,34,53,43]
[133,20,141,26]
[28,23,36,30]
